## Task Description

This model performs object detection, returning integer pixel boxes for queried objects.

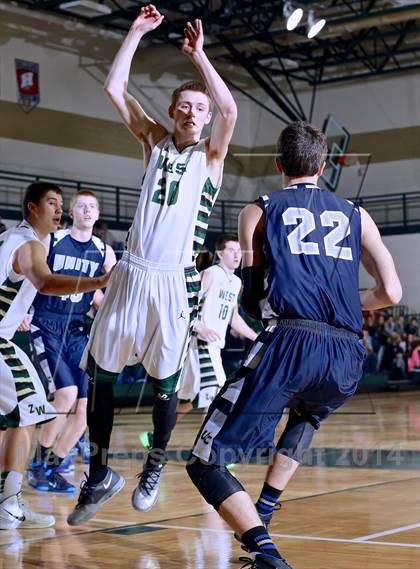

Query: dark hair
[215,233,239,251]
[276,121,327,177]
[23,182,63,220]
[171,81,212,109]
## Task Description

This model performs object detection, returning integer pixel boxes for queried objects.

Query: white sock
[1,471,23,500]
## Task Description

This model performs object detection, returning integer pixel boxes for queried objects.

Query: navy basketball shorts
[191,319,367,465]
[31,314,89,399]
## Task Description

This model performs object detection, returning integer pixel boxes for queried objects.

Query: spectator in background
[407,340,420,376]
[394,314,406,335]
[362,328,377,374]
[94,219,115,247]
[385,315,396,336]
[381,333,405,379]
[405,317,419,337]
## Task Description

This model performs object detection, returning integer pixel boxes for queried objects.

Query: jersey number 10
[282,207,353,261]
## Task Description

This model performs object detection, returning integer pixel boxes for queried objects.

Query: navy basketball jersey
[33,229,106,316]
[260,183,362,335]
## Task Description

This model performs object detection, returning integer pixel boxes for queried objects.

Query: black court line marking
[281,475,420,504]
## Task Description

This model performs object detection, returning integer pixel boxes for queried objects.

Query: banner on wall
[15,59,40,113]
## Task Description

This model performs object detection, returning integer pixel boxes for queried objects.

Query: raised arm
[182,19,237,167]
[238,203,265,319]
[14,241,110,296]
[104,4,168,150]
[359,207,402,309]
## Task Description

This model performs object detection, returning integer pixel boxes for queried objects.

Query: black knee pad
[186,456,245,511]
[276,408,316,462]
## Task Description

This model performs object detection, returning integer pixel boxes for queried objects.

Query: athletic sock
[88,467,109,485]
[0,472,9,495]
[241,526,281,558]
[32,443,49,465]
[44,451,64,470]
[0,471,23,500]
[148,392,178,468]
[256,482,282,518]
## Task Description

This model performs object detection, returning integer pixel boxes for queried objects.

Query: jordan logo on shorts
[178,310,186,320]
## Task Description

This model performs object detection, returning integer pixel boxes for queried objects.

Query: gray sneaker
[131,464,163,512]
[67,468,125,526]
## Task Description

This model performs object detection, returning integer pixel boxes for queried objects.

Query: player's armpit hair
[240,266,265,320]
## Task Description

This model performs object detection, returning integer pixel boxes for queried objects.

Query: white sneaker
[0,494,25,530]
[17,493,55,528]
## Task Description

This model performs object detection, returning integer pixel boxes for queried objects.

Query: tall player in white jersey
[0,182,110,530]
[68,4,237,525]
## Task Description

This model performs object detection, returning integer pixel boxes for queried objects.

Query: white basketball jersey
[198,264,241,349]
[0,221,40,340]
[127,135,221,265]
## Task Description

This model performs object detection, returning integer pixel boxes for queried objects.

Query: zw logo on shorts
[200,430,213,445]
[28,404,45,415]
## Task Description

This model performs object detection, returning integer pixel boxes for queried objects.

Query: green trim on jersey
[0,339,36,402]
[193,177,221,256]
[0,404,20,430]
[0,278,23,323]
[197,341,218,387]
[150,370,181,396]
[84,351,119,383]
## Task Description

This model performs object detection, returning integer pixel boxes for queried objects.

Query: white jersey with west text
[197,264,242,349]
[126,135,221,265]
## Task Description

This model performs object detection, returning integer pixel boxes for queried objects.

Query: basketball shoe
[67,467,125,526]
[0,494,24,529]
[17,493,55,528]
[239,553,292,568]
[132,460,164,512]
[28,465,75,493]
[138,431,154,451]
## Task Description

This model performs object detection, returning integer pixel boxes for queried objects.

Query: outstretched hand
[182,19,204,57]
[132,4,164,34]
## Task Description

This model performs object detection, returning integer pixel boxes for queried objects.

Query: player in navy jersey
[187,122,402,569]
[28,191,116,493]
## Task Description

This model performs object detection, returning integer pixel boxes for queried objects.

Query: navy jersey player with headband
[187,121,402,569]
[28,191,116,494]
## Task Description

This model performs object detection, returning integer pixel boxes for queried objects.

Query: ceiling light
[283,1,303,31]
[307,9,326,39]
[59,1,112,18]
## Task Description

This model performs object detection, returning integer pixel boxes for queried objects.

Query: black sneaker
[28,465,75,493]
[239,553,292,568]
[67,467,125,526]
[235,503,281,550]
[131,464,163,512]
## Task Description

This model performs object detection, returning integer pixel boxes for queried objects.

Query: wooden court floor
[1,390,419,568]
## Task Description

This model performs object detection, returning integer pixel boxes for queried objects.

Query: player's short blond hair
[69,190,100,212]
[171,81,213,110]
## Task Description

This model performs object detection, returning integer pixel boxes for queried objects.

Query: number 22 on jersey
[282,207,353,261]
